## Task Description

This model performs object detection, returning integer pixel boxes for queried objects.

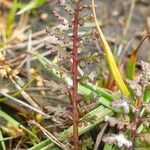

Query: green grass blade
[0,78,34,102]
[0,110,37,139]
[103,144,113,150]
[29,105,114,150]
[0,129,6,150]
[126,34,150,80]
[126,53,137,80]
[137,86,150,133]
[143,86,150,102]
[140,85,150,117]
[6,0,18,37]
[16,0,46,15]
[83,82,112,100]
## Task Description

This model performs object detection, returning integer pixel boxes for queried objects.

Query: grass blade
[6,0,18,37]
[29,105,114,150]
[126,34,150,80]
[36,53,114,109]
[0,129,6,150]
[16,0,46,15]
[0,110,38,139]
[0,78,34,102]
[92,0,130,97]
[103,144,113,150]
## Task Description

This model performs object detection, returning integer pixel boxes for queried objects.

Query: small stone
[40,13,48,21]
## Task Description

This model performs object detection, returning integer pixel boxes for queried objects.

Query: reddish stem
[72,0,81,149]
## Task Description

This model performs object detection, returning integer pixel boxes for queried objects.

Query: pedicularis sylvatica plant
[51,0,94,149]
[46,0,97,149]
[28,0,150,150]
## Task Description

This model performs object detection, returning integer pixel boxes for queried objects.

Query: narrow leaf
[92,0,130,96]
[0,78,34,102]
[126,34,150,80]
[0,129,6,150]
[16,0,46,15]
[6,0,18,37]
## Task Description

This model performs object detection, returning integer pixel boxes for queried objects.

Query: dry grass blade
[123,0,136,36]
[0,91,50,119]
[92,0,130,97]
[9,75,41,110]
[29,120,70,150]
[94,123,108,150]
[0,109,38,139]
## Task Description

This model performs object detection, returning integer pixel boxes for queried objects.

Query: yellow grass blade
[92,0,130,96]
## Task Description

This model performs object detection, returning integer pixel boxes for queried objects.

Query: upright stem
[72,0,80,149]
